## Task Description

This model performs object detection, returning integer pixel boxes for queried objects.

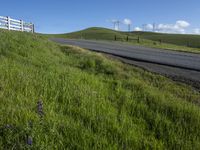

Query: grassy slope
[46,27,134,41]
[1,29,200,149]
[46,27,200,53]
[132,31,200,48]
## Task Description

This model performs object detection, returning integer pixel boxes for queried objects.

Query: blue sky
[1,0,200,34]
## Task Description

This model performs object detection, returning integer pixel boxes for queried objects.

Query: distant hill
[131,31,200,48]
[46,27,200,48]
[46,27,134,41]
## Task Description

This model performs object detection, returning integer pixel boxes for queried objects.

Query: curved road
[51,38,200,88]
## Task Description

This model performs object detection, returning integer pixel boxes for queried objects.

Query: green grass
[45,27,200,53]
[46,27,130,40]
[1,29,200,149]
[131,31,200,48]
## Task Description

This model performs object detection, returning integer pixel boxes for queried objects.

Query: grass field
[1,29,200,149]
[131,31,200,48]
[45,27,200,53]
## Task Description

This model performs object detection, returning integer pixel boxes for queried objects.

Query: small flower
[37,100,44,117]
[27,136,33,146]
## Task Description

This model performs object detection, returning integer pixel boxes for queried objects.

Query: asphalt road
[51,38,200,88]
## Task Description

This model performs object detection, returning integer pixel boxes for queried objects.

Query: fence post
[7,16,10,30]
[21,20,24,32]
[126,36,129,42]
[32,24,35,33]
[159,39,162,44]
[137,36,140,43]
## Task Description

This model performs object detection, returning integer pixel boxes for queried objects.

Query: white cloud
[193,28,200,34]
[134,27,142,31]
[176,20,190,28]
[123,19,132,25]
[146,24,153,30]
[155,20,190,34]
[132,20,200,35]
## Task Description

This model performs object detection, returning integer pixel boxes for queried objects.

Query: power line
[142,24,147,31]
[111,20,121,31]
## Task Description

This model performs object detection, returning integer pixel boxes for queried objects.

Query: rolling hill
[131,31,200,48]
[45,27,200,53]
[1,29,200,149]
[46,27,132,40]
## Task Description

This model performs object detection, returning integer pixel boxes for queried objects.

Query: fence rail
[0,16,34,33]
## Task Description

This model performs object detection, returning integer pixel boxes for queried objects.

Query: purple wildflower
[37,100,44,117]
[27,136,33,146]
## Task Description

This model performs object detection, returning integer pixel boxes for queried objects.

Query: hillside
[45,27,200,53]
[1,29,200,149]
[131,31,200,48]
[46,27,132,40]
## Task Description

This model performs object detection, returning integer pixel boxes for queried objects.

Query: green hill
[1,29,200,149]
[47,27,133,41]
[46,27,200,53]
[131,31,200,48]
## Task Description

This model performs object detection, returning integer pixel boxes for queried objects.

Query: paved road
[51,38,200,88]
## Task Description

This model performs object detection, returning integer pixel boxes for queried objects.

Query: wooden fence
[0,16,34,33]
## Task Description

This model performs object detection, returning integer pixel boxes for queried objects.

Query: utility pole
[7,16,10,30]
[116,20,120,31]
[128,24,131,32]
[142,24,147,31]
[21,20,24,32]
[32,24,35,33]
[112,20,120,31]
[153,23,156,32]
[127,23,132,32]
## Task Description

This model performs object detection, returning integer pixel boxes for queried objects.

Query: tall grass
[0,29,200,149]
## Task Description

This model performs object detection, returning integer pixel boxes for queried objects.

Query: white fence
[0,16,34,33]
